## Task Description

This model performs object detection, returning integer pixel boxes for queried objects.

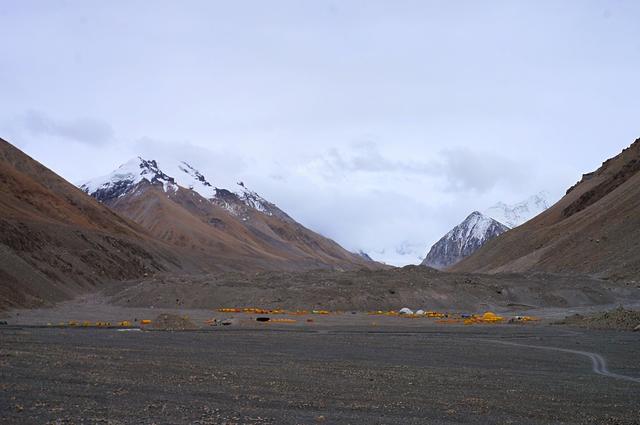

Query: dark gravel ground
[555,306,640,330]
[1,325,639,425]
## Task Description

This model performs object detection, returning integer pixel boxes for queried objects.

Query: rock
[555,308,640,331]
[151,313,197,331]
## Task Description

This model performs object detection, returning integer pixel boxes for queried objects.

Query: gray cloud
[21,110,114,146]
[308,142,526,194]
[310,142,432,179]
[438,148,528,193]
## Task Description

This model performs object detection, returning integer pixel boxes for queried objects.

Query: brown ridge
[451,138,640,280]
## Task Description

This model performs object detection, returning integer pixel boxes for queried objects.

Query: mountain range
[421,192,551,269]
[79,157,377,272]
[2,135,640,311]
[0,140,378,309]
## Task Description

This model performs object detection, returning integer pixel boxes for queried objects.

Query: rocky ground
[555,306,640,331]
[2,268,640,424]
[1,323,639,424]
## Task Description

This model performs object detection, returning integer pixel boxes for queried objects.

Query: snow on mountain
[419,192,552,269]
[421,211,509,270]
[484,191,550,228]
[234,182,273,214]
[80,157,179,201]
[175,161,215,198]
[80,158,161,194]
[79,157,276,217]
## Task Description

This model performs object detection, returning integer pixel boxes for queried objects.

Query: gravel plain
[1,320,639,425]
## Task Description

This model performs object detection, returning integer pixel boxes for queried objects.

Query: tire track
[486,339,640,384]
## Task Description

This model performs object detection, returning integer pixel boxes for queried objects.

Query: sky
[1,1,639,265]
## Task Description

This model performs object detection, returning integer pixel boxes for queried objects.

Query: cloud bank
[21,110,113,146]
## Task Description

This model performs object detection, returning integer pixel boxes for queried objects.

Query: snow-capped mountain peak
[80,157,278,218]
[484,191,550,228]
[443,211,506,244]
[79,157,179,200]
[446,211,484,240]
[421,211,509,270]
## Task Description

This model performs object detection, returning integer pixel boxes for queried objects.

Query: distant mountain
[369,241,427,267]
[420,192,551,270]
[81,157,377,272]
[356,250,374,262]
[484,192,550,228]
[452,138,640,280]
[421,212,510,270]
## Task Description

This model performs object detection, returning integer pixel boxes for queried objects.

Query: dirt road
[485,339,640,384]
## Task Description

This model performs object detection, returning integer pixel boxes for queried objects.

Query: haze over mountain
[452,138,640,280]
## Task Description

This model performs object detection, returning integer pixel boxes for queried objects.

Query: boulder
[151,313,198,331]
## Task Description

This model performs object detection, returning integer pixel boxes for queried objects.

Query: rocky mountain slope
[80,157,376,272]
[421,212,510,269]
[452,138,640,280]
[0,138,193,310]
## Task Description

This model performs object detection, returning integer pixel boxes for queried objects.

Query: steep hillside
[81,158,376,271]
[452,139,640,280]
[421,212,509,269]
[0,138,188,310]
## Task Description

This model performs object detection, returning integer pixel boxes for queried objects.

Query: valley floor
[1,316,639,424]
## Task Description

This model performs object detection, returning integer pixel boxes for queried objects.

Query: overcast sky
[1,1,639,265]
